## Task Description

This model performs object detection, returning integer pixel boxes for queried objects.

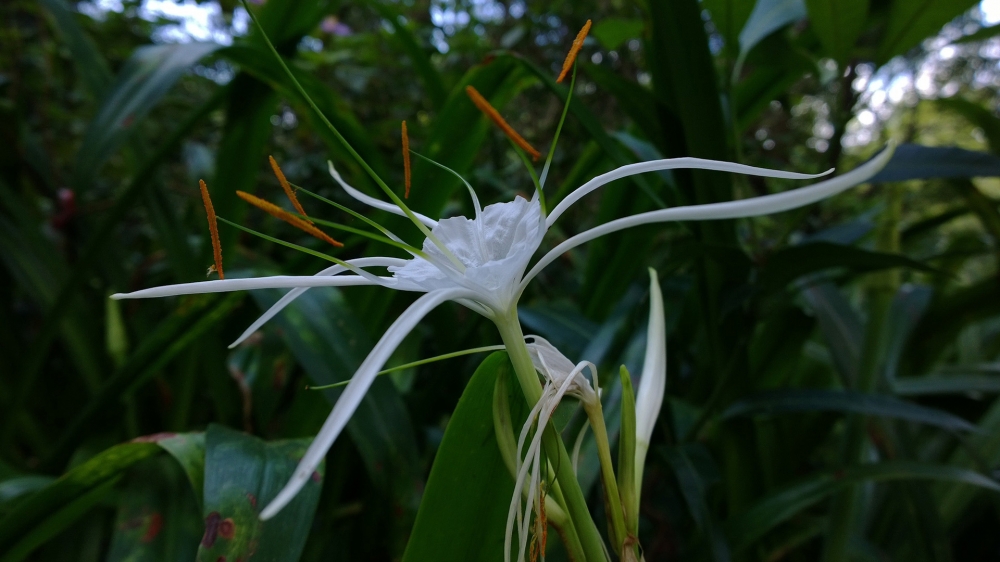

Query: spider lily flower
[111,143,895,520]
[634,268,665,493]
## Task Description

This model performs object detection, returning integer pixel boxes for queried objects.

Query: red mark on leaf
[202,511,221,547]
[218,518,235,540]
[142,512,163,543]
[246,493,257,508]
[311,470,322,483]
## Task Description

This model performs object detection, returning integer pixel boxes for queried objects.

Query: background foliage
[3,0,1000,560]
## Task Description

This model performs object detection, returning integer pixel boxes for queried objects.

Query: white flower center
[389,196,545,311]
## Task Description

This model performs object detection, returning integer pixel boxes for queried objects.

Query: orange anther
[465,85,541,161]
[199,180,224,280]
[268,155,312,224]
[401,121,412,199]
[557,20,592,83]
[236,190,343,248]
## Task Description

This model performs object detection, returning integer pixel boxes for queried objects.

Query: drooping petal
[519,143,895,293]
[545,158,835,227]
[229,257,409,348]
[111,274,387,300]
[259,288,472,520]
[328,161,438,228]
[634,268,665,489]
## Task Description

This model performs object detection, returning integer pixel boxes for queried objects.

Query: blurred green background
[4,0,1000,560]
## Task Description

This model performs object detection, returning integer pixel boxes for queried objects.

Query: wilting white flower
[505,337,599,562]
[112,144,895,519]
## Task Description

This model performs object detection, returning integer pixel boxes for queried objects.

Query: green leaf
[724,462,1000,552]
[802,283,863,385]
[876,0,979,63]
[591,18,645,50]
[703,0,755,56]
[401,352,524,562]
[737,0,807,69]
[197,424,323,562]
[721,389,979,432]
[803,0,869,63]
[0,442,161,557]
[369,2,447,109]
[758,241,936,291]
[893,365,1000,395]
[663,446,731,562]
[953,22,1000,44]
[157,433,207,510]
[869,144,1000,182]
[73,42,221,190]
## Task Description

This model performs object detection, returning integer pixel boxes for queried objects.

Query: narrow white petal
[635,269,666,487]
[229,257,408,348]
[546,157,834,227]
[520,143,895,293]
[111,275,384,300]
[328,161,438,228]
[259,288,469,520]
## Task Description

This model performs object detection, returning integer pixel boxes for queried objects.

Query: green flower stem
[495,311,610,562]
[584,399,628,552]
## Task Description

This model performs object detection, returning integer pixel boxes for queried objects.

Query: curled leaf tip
[465,85,541,161]
[557,19,592,83]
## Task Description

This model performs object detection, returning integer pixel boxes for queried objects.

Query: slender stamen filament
[402,121,412,199]
[557,20,592,83]
[199,179,224,279]
[307,344,507,390]
[269,155,312,223]
[466,85,541,161]
[236,190,343,248]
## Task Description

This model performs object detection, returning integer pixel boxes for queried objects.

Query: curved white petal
[328,161,438,228]
[111,275,386,300]
[520,143,895,293]
[635,268,666,488]
[229,257,409,349]
[260,288,471,520]
[546,158,834,227]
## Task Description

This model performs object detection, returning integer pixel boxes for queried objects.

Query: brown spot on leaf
[131,432,178,443]
[202,511,221,547]
[218,517,235,540]
[142,512,163,543]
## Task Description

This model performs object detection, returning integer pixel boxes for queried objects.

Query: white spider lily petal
[229,257,408,348]
[634,269,665,486]
[110,274,385,299]
[259,287,472,520]
[328,162,438,228]
[519,143,895,293]
[526,336,599,405]
[546,158,833,226]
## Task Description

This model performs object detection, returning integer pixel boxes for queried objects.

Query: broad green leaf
[804,0,869,63]
[157,433,207,510]
[197,424,323,562]
[736,0,806,69]
[105,459,202,562]
[881,285,933,381]
[721,389,979,432]
[518,302,598,359]
[592,18,645,50]
[73,42,221,190]
[757,241,936,291]
[0,477,54,508]
[724,462,1000,552]
[401,352,525,562]
[369,2,447,109]
[876,0,979,63]
[869,144,1000,182]
[893,365,1000,395]
[0,442,161,557]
